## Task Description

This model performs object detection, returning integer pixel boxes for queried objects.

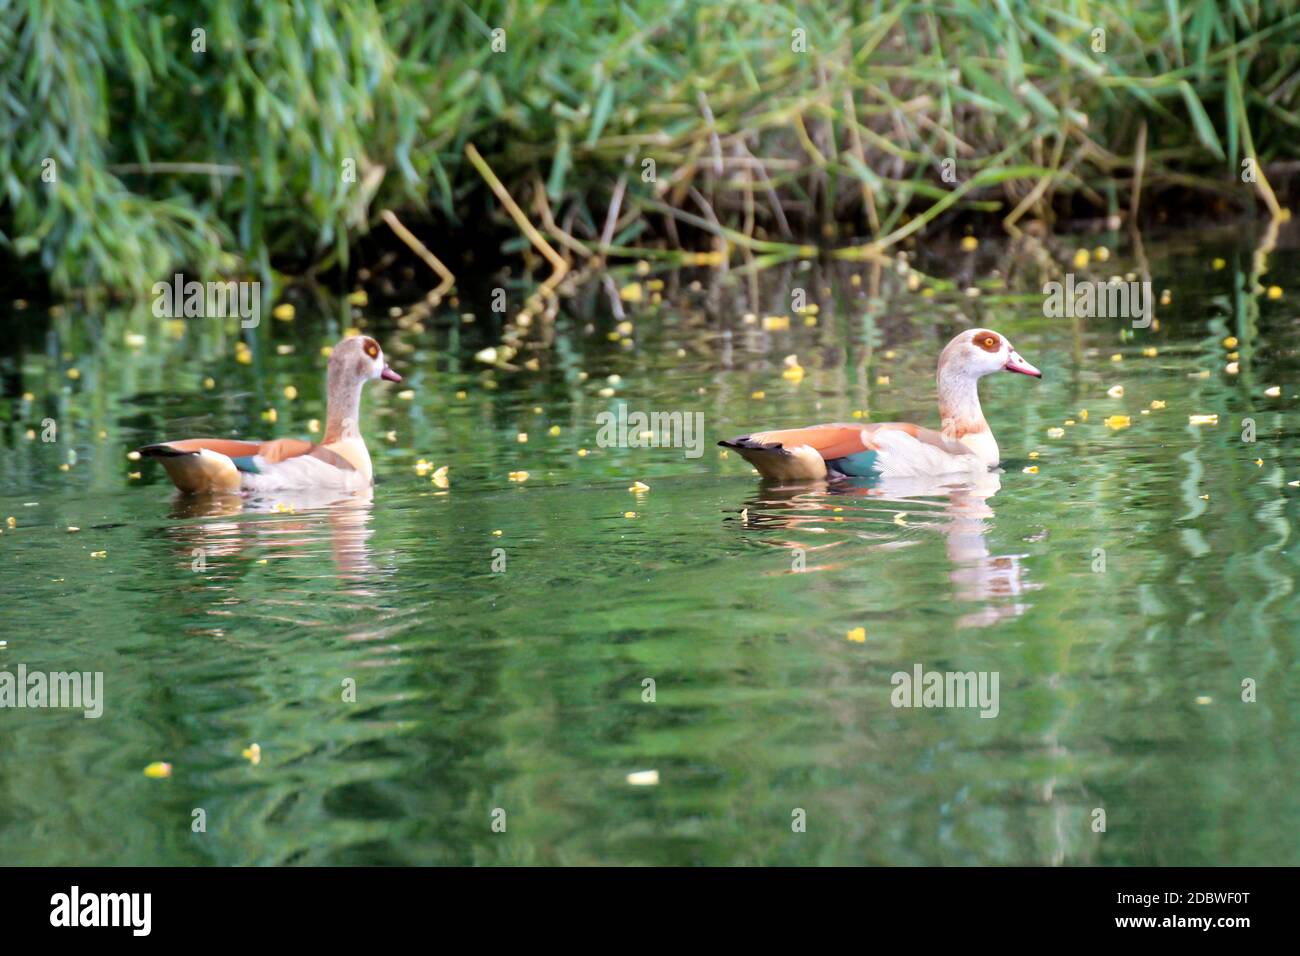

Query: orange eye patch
[362,338,380,359]
[974,333,1001,353]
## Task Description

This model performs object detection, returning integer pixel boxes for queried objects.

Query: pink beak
[1004,350,1042,378]
[381,366,402,382]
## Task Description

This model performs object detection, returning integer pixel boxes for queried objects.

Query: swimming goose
[137,335,401,494]
[719,328,1041,480]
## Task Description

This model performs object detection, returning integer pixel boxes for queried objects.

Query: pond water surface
[1,227,1297,865]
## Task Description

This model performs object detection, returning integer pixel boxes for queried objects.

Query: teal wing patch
[231,455,262,474]
[826,450,879,477]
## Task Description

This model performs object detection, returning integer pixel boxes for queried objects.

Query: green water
[1,231,1297,865]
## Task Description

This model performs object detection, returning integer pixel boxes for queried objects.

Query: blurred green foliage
[1,0,1297,293]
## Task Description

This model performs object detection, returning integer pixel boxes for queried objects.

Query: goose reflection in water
[735,470,1033,628]
[163,487,379,583]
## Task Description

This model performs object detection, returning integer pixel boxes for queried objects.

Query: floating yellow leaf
[242,743,261,766]
[619,282,643,303]
[432,466,450,489]
[1072,249,1090,268]
[1107,385,1124,398]
[762,315,790,331]
[1267,285,1282,300]
[1150,400,1166,410]
[1047,427,1065,438]
[626,770,659,786]
[1264,386,1281,398]
[960,236,978,252]
[629,481,650,493]
[1023,465,1040,474]
[273,303,295,320]
[508,471,529,482]
[1104,415,1131,430]
[846,627,866,643]
[143,762,173,779]
[1188,414,1219,425]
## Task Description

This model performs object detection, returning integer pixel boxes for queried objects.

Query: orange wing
[745,423,878,460]
[143,436,316,462]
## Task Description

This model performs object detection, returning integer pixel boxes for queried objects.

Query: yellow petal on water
[548,425,561,437]
[1225,362,1240,375]
[1142,347,1158,357]
[629,481,650,493]
[455,390,468,400]
[203,376,216,390]
[960,236,979,252]
[1110,353,1123,362]
[626,770,659,786]
[508,471,529,483]
[877,375,891,386]
[1267,285,1282,300]
[307,419,320,433]
[474,347,498,364]
[1255,459,1264,467]
[6,517,16,528]
[1094,247,1110,262]
[1079,409,1089,421]
[762,315,790,332]
[273,303,295,320]
[1072,249,1090,268]
[1107,385,1124,398]
[348,290,368,306]
[432,466,450,489]
[90,550,106,558]
[320,346,333,358]
[1028,451,1040,459]
[66,367,80,380]
[492,529,503,537]
[283,385,298,400]
[261,408,278,423]
[1264,386,1281,398]
[1188,414,1219,425]
[751,390,766,400]
[128,472,141,480]
[1104,415,1131,430]
[1023,465,1040,474]
[598,387,615,398]
[67,526,79,533]
[893,512,908,526]
[1150,400,1166,410]
[577,448,589,457]
[619,282,644,303]
[127,450,142,461]
[1064,420,1076,426]
[143,762,173,779]
[1160,289,1172,305]
[782,364,805,383]
[516,432,528,443]
[397,389,415,401]
[242,743,261,766]
[1047,427,1065,438]
[1195,696,1213,705]
[846,627,866,643]
[623,511,637,519]
[1222,336,1239,349]
[1212,258,1226,270]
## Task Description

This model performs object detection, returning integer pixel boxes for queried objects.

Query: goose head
[938,329,1041,382]
[328,335,402,390]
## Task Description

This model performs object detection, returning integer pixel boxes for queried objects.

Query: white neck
[324,379,364,445]
[937,366,999,466]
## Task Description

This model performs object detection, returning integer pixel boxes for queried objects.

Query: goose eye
[362,338,380,359]
[975,334,1000,353]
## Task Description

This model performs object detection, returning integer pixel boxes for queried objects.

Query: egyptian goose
[719,328,1041,480]
[137,335,401,494]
